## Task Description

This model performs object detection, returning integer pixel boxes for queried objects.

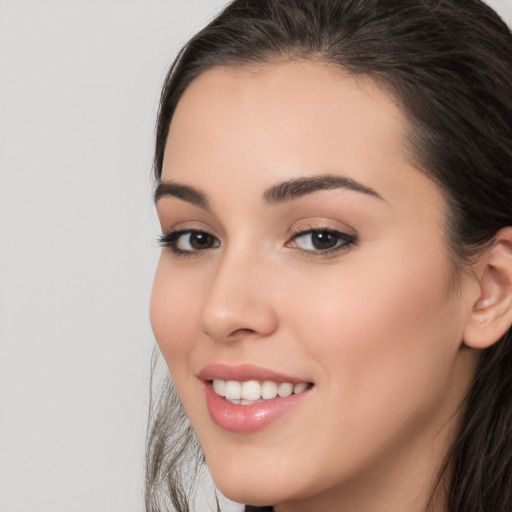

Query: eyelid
[157,219,357,258]
[158,227,220,256]
[286,221,358,257]
[287,218,357,238]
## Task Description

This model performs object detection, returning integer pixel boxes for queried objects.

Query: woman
[146,1,512,511]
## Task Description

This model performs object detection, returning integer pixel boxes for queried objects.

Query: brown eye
[289,229,356,254]
[185,232,217,251]
[309,231,339,250]
[159,230,220,254]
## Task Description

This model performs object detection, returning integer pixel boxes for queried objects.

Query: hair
[145,1,512,511]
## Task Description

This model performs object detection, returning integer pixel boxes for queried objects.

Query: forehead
[165,61,404,174]
[162,60,444,223]
[167,61,406,162]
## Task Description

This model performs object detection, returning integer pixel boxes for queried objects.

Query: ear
[464,227,512,349]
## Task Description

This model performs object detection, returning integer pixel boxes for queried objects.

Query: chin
[210,467,292,507]
[215,484,278,509]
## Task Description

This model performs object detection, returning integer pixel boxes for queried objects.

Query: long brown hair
[146,1,512,510]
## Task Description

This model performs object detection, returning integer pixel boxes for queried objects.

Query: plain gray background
[0,1,511,511]
[0,1,228,511]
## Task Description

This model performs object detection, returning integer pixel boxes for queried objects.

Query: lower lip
[204,383,311,433]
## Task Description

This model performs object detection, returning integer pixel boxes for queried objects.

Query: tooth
[241,380,261,401]
[216,378,308,401]
[213,379,226,396]
[293,382,308,394]
[277,382,293,398]
[261,380,278,399]
[224,380,241,400]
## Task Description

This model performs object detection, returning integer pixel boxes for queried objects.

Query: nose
[200,250,278,343]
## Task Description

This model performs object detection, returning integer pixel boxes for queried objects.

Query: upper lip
[198,363,311,384]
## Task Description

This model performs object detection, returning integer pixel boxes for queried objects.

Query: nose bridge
[200,242,278,342]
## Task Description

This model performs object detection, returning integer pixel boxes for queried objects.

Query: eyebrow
[154,181,209,208]
[154,173,383,207]
[263,174,383,204]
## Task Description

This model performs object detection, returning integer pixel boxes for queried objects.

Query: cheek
[270,244,464,483]
[150,259,210,426]
[150,258,202,371]
[286,240,460,410]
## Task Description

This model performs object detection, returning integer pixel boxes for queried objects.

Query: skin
[150,61,483,512]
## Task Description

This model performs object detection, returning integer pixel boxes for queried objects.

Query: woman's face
[151,61,480,510]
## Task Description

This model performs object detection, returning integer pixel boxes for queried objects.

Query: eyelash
[158,228,357,257]
[158,229,220,257]
[288,228,357,256]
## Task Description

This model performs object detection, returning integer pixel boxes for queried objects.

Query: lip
[198,363,309,383]
[199,363,313,433]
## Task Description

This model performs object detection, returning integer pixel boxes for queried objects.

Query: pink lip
[198,363,308,383]
[199,364,313,433]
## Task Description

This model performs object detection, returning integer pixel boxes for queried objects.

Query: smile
[212,379,310,404]
[199,364,314,432]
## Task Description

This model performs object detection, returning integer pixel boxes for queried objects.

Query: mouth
[199,364,314,432]
[211,378,312,405]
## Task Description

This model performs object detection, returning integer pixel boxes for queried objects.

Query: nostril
[230,328,257,337]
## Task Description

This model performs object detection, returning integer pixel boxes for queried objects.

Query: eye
[287,229,356,254]
[159,229,220,255]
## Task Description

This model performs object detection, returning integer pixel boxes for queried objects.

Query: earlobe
[463,228,512,350]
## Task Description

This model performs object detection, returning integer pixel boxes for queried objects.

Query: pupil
[312,231,337,250]
[190,232,213,250]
